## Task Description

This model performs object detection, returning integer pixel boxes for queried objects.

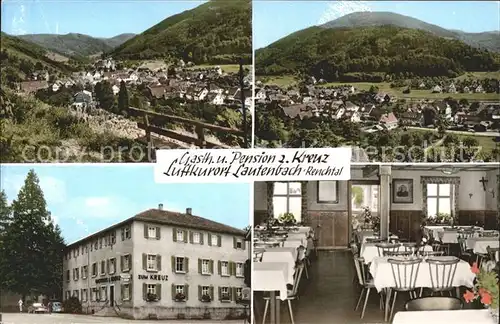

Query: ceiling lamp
[441,167,458,175]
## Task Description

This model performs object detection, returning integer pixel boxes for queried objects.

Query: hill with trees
[111,0,251,64]
[1,32,75,87]
[320,12,500,53]
[256,24,500,80]
[18,33,136,58]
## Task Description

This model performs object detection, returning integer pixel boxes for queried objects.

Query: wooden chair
[487,246,500,263]
[262,263,305,324]
[353,256,383,319]
[405,297,463,311]
[386,257,423,321]
[375,243,400,257]
[426,257,460,297]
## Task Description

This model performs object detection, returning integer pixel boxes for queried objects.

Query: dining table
[253,262,290,324]
[369,256,476,321]
[392,309,497,324]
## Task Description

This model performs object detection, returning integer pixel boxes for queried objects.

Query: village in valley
[256,75,499,134]
[254,8,500,162]
[1,0,252,162]
[19,58,252,114]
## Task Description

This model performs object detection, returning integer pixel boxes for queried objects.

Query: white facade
[62,209,248,320]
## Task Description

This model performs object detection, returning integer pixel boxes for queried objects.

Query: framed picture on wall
[317,181,339,204]
[392,179,413,203]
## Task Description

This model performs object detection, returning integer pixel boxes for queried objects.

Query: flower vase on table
[463,260,499,322]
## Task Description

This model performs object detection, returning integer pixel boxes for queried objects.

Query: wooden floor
[253,250,474,324]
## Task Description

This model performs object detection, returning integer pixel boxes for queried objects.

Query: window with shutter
[217,235,221,247]
[156,226,161,239]
[183,230,188,243]
[156,283,162,300]
[208,233,212,246]
[157,255,162,271]
[172,228,178,242]
[147,254,157,271]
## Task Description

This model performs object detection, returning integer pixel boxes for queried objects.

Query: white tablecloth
[253,262,289,300]
[356,230,399,244]
[466,237,500,254]
[261,251,295,285]
[360,243,432,264]
[424,226,483,243]
[369,257,475,292]
[265,246,298,261]
[283,239,303,249]
[392,309,496,324]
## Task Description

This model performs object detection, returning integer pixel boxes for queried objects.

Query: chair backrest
[457,237,468,254]
[418,250,444,257]
[387,258,422,291]
[350,242,359,255]
[384,251,413,257]
[405,297,463,311]
[402,242,417,254]
[290,263,305,297]
[353,256,367,286]
[375,243,400,256]
[487,246,500,262]
[366,238,384,243]
[426,257,460,291]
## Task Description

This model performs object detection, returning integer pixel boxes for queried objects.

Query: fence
[127,107,247,155]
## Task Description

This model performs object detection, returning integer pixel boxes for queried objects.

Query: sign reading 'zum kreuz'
[138,274,168,281]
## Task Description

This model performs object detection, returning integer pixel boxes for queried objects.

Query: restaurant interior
[252,164,500,324]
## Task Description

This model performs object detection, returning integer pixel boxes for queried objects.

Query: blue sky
[1,0,206,37]
[254,1,500,49]
[0,164,250,244]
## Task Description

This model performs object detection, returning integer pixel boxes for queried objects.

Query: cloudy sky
[253,1,500,49]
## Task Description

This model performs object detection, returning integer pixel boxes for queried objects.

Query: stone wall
[103,306,246,320]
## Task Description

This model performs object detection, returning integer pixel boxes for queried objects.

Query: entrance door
[349,181,380,241]
[109,286,114,306]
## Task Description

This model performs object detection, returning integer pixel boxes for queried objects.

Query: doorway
[109,286,114,306]
[349,181,380,241]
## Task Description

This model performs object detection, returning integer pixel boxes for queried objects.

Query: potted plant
[174,292,186,302]
[278,213,296,226]
[146,293,158,302]
[201,294,211,302]
[463,261,499,322]
[221,293,231,302]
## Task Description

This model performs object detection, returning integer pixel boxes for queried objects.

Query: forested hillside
[256,26,500,79]
[111,0,251,64]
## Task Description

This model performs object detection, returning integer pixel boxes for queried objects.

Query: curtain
[301,182,308,225]
[266,182,274,220]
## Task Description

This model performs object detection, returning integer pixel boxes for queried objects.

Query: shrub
[62,297,82,314]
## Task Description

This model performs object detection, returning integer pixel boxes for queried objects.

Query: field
[188,64,251,74]
[407,128,499,152]
[259,73,500,101]
[454,71,500,81]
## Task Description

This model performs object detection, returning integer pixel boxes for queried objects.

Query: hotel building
[62,204,249,320]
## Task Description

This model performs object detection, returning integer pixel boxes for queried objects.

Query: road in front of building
[0,313,243,324]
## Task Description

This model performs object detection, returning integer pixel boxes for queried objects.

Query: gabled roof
[66,207,245,248]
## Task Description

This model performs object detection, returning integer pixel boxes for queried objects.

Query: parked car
[27,303,48,314]
[51,301,62,313]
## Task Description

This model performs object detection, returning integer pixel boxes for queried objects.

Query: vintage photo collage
[0,1,499,324]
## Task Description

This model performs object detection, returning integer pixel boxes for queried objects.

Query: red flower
[471,262,480,274]
[463,290,476,303]
[480,291,492,305]
[479,288,487,295]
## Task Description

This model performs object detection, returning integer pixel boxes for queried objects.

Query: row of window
[144,283,243,302]
[66,254,245,281]
[66,284,243,303]
[66,255,131,281]
[65,226,131,260]
[142,254,245,277]
[147,225,245,250]
[66,225,245,261]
